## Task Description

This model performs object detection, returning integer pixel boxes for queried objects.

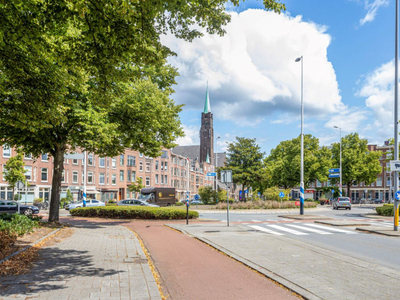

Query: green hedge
[0,213,39,248]
[70,206,199,219]
[376,204,396,216]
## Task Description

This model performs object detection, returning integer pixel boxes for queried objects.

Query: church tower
[200,84,214,164]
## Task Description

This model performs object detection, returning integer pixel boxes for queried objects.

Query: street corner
[356,226,400,236]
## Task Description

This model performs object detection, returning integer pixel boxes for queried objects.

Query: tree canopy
[0,0,286,221]
[225,137,265,200]
[3,150,27,189]
[331,133,382,196]
[265,134,331,189]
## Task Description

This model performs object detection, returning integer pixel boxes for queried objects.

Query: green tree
[66,189,74,203]
[266,134,332,189]
[198,186,217,205]
[3,149,27,189]
[128,177,145,199]
[0,1,285,222]
[331,133,382,197]
[225,137,265,201]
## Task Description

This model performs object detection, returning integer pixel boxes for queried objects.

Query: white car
[117,199,160,207]
[66,200,105,210]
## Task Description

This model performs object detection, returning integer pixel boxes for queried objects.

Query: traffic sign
[329,168,340,173]
[390,160,400,172]
[328,174,340,178]
[207,172,216,176]
[16,181,25,189]
[279,192,285,198]
[220,170,233,183]
[395,191,400,201]
[331,189,335,194]
[194,194,199,200]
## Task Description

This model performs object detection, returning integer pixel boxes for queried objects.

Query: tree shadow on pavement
[0,243,121,298]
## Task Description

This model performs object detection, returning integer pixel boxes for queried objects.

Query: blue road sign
[329,174,340,178]
[279,192,285,198]
[207,172,216,176]
[194,194,199,200]
[395,191,400,200]
[331,189,335,194]
[329,168,340,173]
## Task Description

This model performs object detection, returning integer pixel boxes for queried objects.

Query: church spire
[203,82,211,113]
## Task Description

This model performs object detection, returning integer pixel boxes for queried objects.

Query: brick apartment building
[0,146,215,203]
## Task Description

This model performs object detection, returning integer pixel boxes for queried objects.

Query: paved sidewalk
[169,223,400,300]
[0,223,161,300]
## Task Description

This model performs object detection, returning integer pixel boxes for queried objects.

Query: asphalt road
[198,205,400,271]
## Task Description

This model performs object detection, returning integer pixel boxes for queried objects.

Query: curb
[0,228,62,265]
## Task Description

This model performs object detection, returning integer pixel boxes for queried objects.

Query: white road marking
[286,224,332,235]
[249,225,284,235]
[267,224,308,235]
[304,223,357,234]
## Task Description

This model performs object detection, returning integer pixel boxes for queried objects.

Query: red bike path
[124,220,301,300]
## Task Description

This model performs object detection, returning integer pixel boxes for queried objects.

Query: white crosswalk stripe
[304,223,357,234]
[247,223,358,236]
[266,224,308,235]
[249,225,284,235]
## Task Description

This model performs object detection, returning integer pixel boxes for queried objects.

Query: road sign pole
[395,0,399,231]
[227,185,230,227]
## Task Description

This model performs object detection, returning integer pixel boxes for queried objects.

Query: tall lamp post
[334,126,342,197]
[216,136,220,202]
[295,55,304,215]
[394,0,399,231]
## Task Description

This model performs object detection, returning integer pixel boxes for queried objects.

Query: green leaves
[3,150,27,189]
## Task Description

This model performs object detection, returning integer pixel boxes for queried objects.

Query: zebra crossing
[247,222,358,236]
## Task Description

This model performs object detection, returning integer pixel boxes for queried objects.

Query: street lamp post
[295,55,304,215]
[394,0,399,231]
[334,126,342,197]
[216,136,220,202]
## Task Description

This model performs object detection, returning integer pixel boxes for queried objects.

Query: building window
[3,145,11,157]
[146,162,150,172]
[155,161,159,171]
[127,170,131,182]
[88,172,93,184]
[112,158,116,169]
[112,174,116,185]
[155,174,159,184]
[139,161,143,171]
[139,153,143,157]
[24,166,32,181]
[146,177,150,186]
[161,162,164,171]
[99,173,105,185]
[41,168,48,182]
[161,174,164,184]
[99,157,105,167]
[120,170,124,181]
[377,177,382,186]
[88,154,93,166]
[72,159,78,165]
[165,175,168,185]
[61,170,65,183]
[127,155,136,166]
[25,153,32,159]
[132,171,136,182]
[72,171,78,183]
[120,154,124,166]
[165,162,168,171]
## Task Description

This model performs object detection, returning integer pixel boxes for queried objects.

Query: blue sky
[162,0,396,155]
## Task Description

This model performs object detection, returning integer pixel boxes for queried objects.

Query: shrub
[376,204,395,216]
[174,202,184,206]
[70,206,199,219]
[214,200,318,210]
[0,213,39,248]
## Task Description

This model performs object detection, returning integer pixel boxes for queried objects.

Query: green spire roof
[204,82,211,113]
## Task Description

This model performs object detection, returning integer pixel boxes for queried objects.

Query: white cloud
[175,125,199,146]
[359,0,389,26]
[357,60,394,139]
[162,9,343,125]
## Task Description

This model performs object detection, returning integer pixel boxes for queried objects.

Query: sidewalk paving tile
[0,224,161,300]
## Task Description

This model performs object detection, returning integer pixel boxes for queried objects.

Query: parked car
[66,199,105,210]
[373,199,384,204]
[332,197,352,210]
[190,199,203,205]
[0,200,40,216]
[117,199,160,207]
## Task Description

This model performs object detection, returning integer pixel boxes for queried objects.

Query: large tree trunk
[48,145,65,222]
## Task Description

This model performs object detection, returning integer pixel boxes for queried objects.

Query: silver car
[333,197,352,210]
[66,199,105,210]
[117,199,160,207]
